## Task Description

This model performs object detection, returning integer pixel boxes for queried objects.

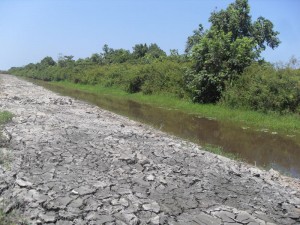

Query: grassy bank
[49,81,300,135]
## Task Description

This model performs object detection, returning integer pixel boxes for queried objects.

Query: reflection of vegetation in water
[203,144,240,161]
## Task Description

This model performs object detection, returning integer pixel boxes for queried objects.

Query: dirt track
[0,74,299,225]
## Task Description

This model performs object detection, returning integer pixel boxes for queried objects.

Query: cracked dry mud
[0,74,299,225]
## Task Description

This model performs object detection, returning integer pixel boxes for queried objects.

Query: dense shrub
[9,58,190,99]
[222,63,300,114]
[126,76,145,93]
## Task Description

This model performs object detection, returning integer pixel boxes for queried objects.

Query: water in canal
[29,79,300,178]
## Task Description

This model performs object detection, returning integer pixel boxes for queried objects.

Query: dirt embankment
[0,74,299,225]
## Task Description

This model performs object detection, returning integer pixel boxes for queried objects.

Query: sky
[0,0,299,70]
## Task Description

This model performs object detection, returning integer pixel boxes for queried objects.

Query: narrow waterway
[28,79,300,178]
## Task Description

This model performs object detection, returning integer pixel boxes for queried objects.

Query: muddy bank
[0,74,299,225]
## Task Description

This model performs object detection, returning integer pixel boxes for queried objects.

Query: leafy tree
[102,44,113,56]
[64,55,75,61]
[41,56,56,67]
[57,54,75,67]
[185,24,205,54]
[132,44,148,59]
[185,0,280,103]
[90,53,102,64]
[147,43,166,58]
[100,44,131,64]
[170,49,179,57]
[109,49,131,63]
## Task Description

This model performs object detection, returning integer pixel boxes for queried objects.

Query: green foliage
[132,43,149,58]
[101,45,131,64]
[185,24,205,54]
[132,43,166,60]
[184,69,226,103]
[90,53,102,64]
[126,75,145,93]
[58,55,75,68]
[147,43,167,59]
[186,0,280,103]
[222,63,300,114]
[9,51,190,99]
[40,56,56,66]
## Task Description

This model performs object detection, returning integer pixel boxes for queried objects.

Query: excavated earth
[0,74,299,225]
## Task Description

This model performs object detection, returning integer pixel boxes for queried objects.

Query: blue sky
[0,0,299,70]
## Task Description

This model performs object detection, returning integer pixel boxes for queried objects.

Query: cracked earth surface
[0,74,299,225]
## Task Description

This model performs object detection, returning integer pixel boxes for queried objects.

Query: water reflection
[29,79,300,178]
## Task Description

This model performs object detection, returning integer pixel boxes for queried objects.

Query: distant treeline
[9,45,191,98]
[9,0,300,114]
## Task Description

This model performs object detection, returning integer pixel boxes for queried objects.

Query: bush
[184,69,226,103]
[126,75,145,93]
[222,63,300,114]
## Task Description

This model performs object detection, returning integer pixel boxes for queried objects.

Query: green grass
[0,111,12,125]
[49,81,300,136]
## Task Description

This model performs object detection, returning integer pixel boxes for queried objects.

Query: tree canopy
[185,0,280,103]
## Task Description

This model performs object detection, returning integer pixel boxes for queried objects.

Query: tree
[100,44,131,64]
[102,44,112,56]
[57,54,75,67]
[185,0,280,103]
[132,44,148,59]
[147,43,166,58]
[90,53,102,64]
[108,49,131,63]
[185,24,205,54]
[40,56,56,67]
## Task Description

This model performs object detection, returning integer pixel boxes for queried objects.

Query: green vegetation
[10,58,190,99]
[0,111,12,125]
[7,0,300,134]
[184,0,280,103]
[222,62,300,114]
